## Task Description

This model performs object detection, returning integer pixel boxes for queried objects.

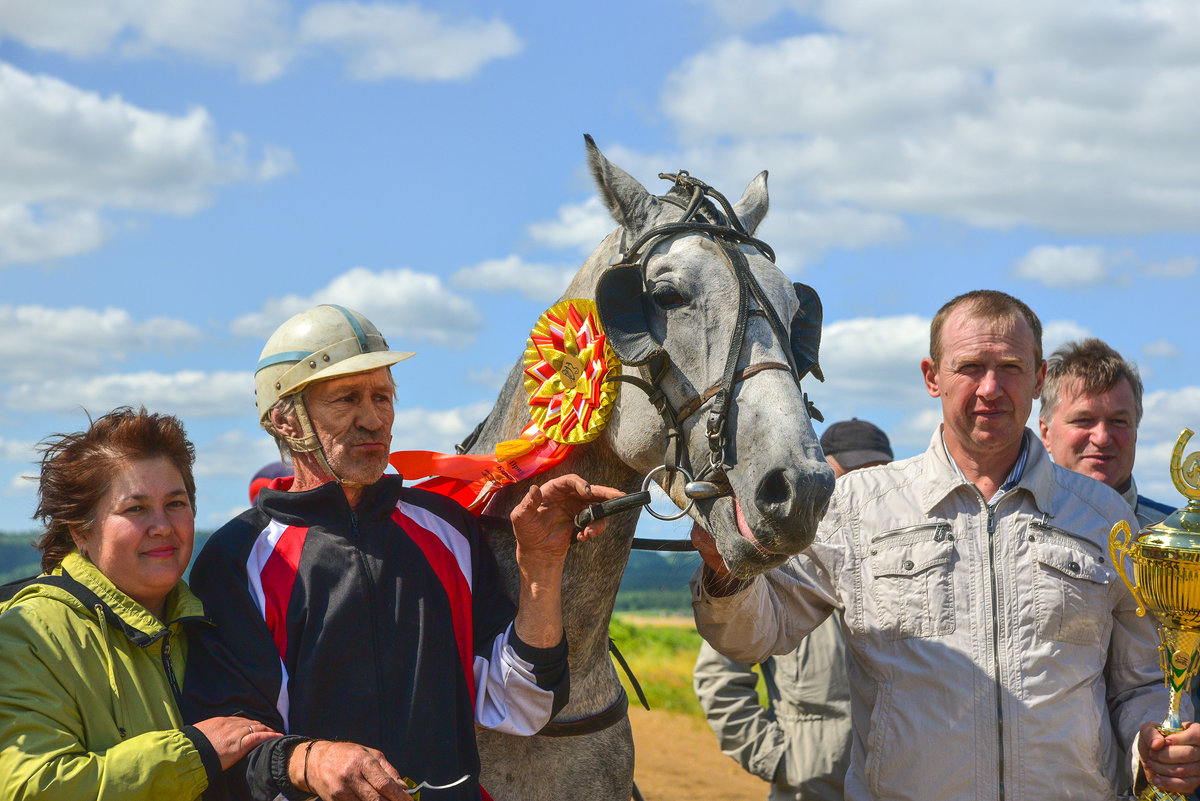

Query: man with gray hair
[184,304,619,801]
[1038,337,1172,527]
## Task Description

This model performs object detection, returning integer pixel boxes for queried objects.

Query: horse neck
[474,365,643,678]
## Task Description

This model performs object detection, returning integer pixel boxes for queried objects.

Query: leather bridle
[594,170,823,514]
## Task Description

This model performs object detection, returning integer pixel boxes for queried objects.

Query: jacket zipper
[161,630,183,706]
[350,509,387,743]
[869,522,951,545]
[986,502,1005,801]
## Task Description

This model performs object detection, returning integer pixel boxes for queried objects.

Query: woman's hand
[193,716,282,769]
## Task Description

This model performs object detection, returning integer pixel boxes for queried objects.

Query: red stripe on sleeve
[259,525,308,662]
[392,507,476,699]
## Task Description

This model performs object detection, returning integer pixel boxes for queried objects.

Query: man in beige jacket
[691,290,1200,800]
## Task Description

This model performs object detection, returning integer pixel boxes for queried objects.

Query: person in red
[183,304,619,801]
[247,461,292,506]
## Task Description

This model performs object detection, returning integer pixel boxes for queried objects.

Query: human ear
[921,357,940,398]
[69,525,89,559]
[270,405,300,439]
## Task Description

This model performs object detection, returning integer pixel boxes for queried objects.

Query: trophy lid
[1137,428,1200,550]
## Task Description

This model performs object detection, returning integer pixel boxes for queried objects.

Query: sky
[1,0,1199,537]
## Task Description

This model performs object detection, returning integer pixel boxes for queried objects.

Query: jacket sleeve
[692,493,847,664]
[693,641,785,782]
[181,532,297,801]
[0,603,209,801]
[470,516,569,735]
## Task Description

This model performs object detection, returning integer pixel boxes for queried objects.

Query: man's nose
[355,400,389,430]
[977,370,1002,398]
[1091,422,1114,446]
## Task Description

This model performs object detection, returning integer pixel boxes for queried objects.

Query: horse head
[578,136,835,577]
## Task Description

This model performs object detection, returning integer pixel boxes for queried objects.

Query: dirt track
[629,705,768,800]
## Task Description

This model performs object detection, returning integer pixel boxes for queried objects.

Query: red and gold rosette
[523,299,621,445]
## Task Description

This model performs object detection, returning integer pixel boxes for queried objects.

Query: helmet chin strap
[278,395,370,489]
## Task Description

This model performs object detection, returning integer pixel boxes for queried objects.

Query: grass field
[610,615,768,718]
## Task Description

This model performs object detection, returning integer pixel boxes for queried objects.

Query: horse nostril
[756,468,793,512]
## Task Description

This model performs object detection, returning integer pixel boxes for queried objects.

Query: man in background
[693,419,892,800]
[1038,338,1173,527]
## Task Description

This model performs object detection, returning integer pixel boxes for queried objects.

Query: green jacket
[0,551,219,800]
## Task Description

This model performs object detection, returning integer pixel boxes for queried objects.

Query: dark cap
[820,419,893,470]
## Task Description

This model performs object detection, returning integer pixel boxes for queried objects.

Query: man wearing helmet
[183,305,619,801]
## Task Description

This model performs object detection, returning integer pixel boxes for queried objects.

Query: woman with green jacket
[0,407,280,800]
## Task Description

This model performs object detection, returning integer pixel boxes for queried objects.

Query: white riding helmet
[255,304,414,424]
[255,304,414,486]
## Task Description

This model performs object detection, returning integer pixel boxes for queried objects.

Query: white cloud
[0,304,203,382]
[465,366,514,392]
[1139,387,1200,444]
[4,471,36,498]
[0,437,35,462]
[1134,387,1200,503]
[451,256,575,302]
[231,266,482,347]
[762,206,908,271]
[1143,340,1181,359]
[1011,245,1115,288]
[1,1,521,84]
[890,408,944,450]
[1041,320,1092,358]
[4,370,253,418]
[0,205,106,264]
[390,401,493,452]
[297,2,522,81]
[655,0,1200,234]
[0,63,293,265]
[527,198,615,253]
[805,315,931,428]
[0,0,293,82]
[1144,256,1197,278]
[194,428,281,478]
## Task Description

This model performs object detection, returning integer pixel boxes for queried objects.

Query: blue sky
[1,0,1198,535]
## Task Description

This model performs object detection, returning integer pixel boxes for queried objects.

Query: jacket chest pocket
[1030,523,1115,645]
[867,524,957,640]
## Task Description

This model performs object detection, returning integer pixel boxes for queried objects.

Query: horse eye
[649,284,687,310]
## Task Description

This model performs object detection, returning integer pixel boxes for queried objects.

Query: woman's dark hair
[34,407,197,573]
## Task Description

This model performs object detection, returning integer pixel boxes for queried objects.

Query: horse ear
[733,171,769,235]
[585,134,657,237]
[791,282,824,383]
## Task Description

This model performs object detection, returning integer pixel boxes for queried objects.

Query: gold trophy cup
[1110,428,1200,801]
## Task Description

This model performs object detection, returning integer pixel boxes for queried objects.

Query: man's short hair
[1039,338,1143,425]
[929,289,1043,367]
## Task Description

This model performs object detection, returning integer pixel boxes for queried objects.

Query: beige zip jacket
[693,427,1171,801]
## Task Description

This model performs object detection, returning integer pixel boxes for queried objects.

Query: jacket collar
[918,425,1060,517]
[53,552,207,646]
[1121,476,1140,511]
[256,473,406,530]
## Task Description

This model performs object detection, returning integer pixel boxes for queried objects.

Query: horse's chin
[722,539,790,579]
[699,494,814,579]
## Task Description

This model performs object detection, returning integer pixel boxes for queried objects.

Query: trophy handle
[1109,520,1147,617]
[1171,428,1200,501]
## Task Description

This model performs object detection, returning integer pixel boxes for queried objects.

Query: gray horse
[474,137,835,800]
